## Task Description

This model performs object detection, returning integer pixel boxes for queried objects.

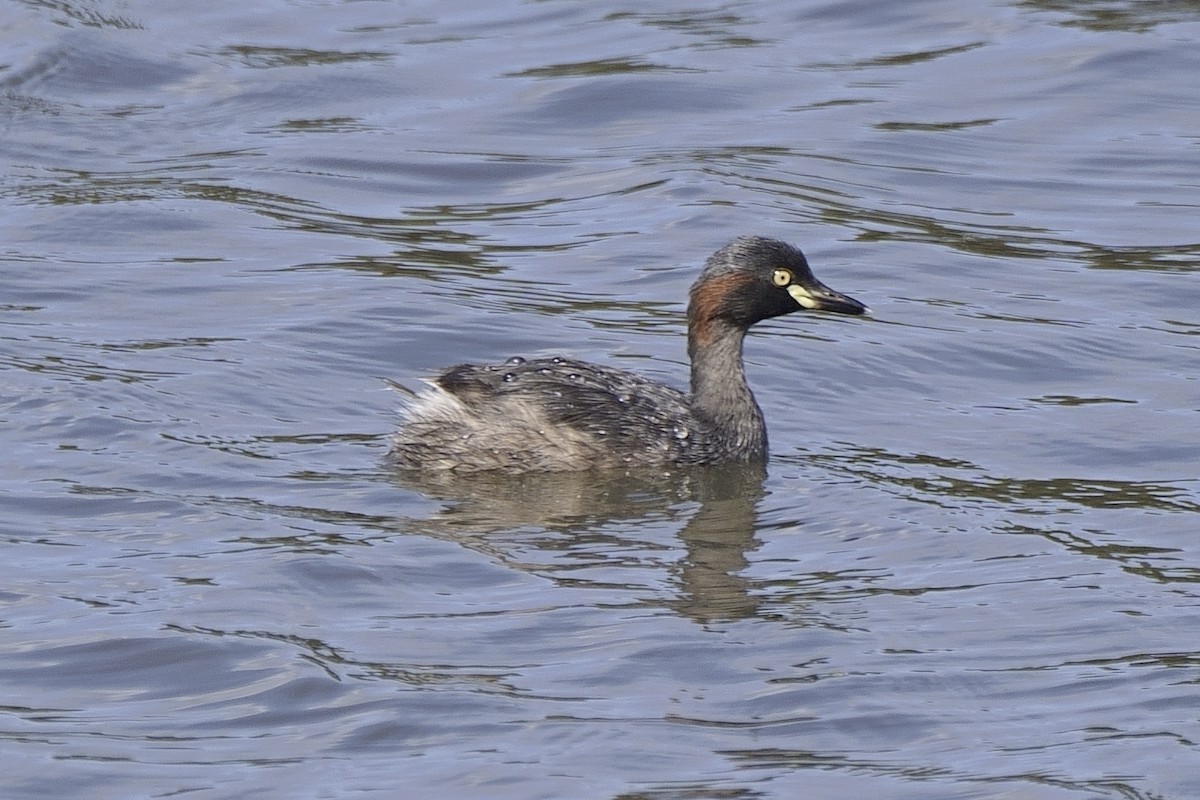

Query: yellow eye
[771,268,792,287]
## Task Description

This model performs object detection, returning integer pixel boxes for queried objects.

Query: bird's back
[390,356,718,472]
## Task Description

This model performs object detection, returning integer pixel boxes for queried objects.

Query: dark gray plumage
[389,236,867,472]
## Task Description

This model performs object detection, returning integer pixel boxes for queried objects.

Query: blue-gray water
[2,1,1199,798]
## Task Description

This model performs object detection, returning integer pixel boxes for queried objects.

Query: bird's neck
[688,324,767,460]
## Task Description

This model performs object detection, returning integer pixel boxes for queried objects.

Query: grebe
[389,236,866,472]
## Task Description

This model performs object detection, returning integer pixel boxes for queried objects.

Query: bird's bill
[787,281,870,316]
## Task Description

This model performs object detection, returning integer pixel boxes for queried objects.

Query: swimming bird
[389,236,867,472]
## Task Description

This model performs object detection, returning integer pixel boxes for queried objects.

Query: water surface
[2,0,1199,798]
